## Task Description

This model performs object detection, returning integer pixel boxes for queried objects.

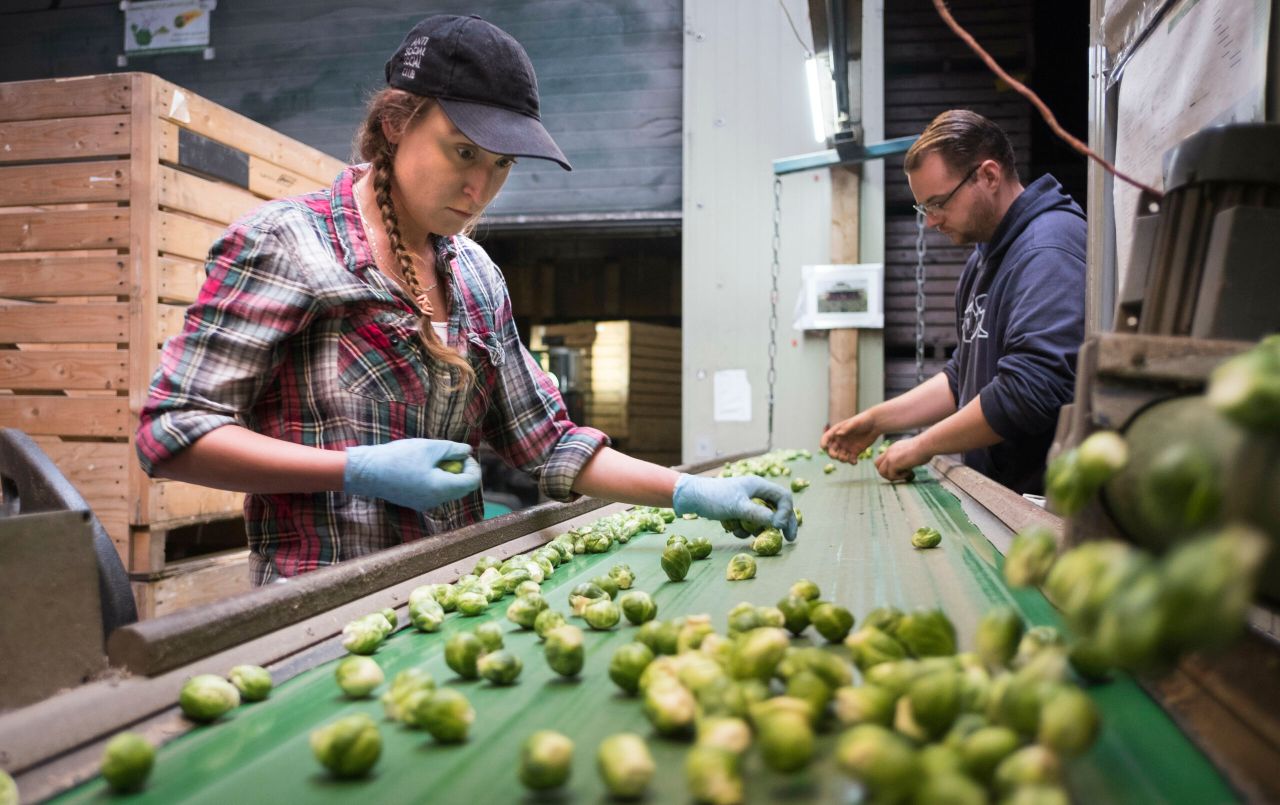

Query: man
[821,110,1085,494]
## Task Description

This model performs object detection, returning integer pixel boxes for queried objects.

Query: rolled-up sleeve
[477,277,609,501]
[136,214,318,475]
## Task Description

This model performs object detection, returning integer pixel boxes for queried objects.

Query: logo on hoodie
[961,293,989,343]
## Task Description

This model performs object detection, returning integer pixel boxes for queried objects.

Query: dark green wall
[0,0,683,216]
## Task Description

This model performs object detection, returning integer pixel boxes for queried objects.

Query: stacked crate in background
[0,73,346,618]
[529,321,681,466]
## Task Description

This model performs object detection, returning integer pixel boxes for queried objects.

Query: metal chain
[914,208,928,385]
[767,176,782,451]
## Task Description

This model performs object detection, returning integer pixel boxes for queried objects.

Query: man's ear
[978,159,1001,188]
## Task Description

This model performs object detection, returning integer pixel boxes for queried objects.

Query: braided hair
[354,88,475,391]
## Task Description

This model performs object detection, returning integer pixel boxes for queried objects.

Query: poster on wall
[122,0,216,54]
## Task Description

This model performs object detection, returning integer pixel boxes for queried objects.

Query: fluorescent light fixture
[805,54,827,144]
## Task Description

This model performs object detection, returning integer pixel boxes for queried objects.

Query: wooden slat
[154,79,343,187]
[158,212,223,262]
[159,165,263,226]
[248,155,329,200]
[0,115,130,164]
[0,302,127,342]
[0,75,132,123]
[131,549,251,620]
[0,256,127,298]
[0,396,128,437]
[0,208,129,252]
[157,256,205,305]
[0,160,129,207]
[156,304,187,344]
[150,481,244,527]
[0,348,128,390]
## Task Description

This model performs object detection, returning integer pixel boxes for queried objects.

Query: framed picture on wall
[794,263,884,330]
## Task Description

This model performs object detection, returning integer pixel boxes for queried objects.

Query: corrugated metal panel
[0,0,683,218]
[882,0,1032,400]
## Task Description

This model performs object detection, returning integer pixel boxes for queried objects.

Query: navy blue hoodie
[941,174,1086,494]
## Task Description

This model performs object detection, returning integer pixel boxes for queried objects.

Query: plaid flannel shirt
[137,165,609,582]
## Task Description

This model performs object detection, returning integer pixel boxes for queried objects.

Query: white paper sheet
[1113,0,1269,289]
[713,369,752,422]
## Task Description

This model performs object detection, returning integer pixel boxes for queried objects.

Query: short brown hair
[904,110,1017,179]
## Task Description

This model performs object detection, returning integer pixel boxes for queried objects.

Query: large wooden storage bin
[0,73,346,617]
[529,321,681,465]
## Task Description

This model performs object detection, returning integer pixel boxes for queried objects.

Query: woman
[136,14,796,583]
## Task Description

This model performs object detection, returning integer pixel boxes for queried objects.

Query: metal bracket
[771,134,917,176]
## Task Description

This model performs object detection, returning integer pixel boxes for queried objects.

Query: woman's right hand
[343,439,481,511]
[820,411,880,464]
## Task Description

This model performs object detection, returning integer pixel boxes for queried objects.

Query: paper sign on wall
[713,369,752,422]
[122,0,216,54]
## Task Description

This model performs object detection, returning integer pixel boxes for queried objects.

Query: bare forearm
[571,447,681,507]
[869,372,957,433]
[917,395,1003,457]
[151,424,346,494]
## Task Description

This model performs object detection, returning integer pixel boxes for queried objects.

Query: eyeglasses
[912,163,981,217]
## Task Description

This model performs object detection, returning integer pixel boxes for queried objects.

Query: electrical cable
[778,0,814,58]
[931,0,1163,200]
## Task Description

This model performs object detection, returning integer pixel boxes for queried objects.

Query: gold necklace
[355,186,438,316]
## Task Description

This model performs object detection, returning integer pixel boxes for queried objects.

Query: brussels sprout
[310,713,381,779]
[1208,343,1280,430]
[381,668,435,722]
[569,582,610,616]
[1037,685,1099,757]
[905,670,962,738]
[1003,527,1058,588]
[766,594,808,637]
[697,716,752,753]
[179,674,240,723]
[956,724,1020,783]
[228,664,272,702]
[608,564,636,590]
[686,745,742,804]
[545,624,586,677]
[810,602,855,642]
[456,589,489,616]
[636,619,680,656]
[785,670,832,727]
[667,534,690,548]
[619,590,658,625]
[534,608,568,640]
[411,688,475,744]
[976,606,1025,671]
[475,621,504,652]
[1160,525,1269,656]
[751,697,816,772]
[917,743,965,778]
[835,724,920,802]
[893,609,957,657]
[845,626,908,671]
[1139,441,1224,534]
[597,732,655,799]
[790,579,821,601]
[790,477,810,493]
[341,618,385,655]
[833,685,896,727]
[585,531,612,553]
[824,462,837,474]
[751,528,784,556]
[473,555,502,575]
[409,583,457,612]
[100,732,154,793]
[993,745,1063,796]
[914,773,987,805]
[643,677,697,736]
[0,771,14,805]
[988,668,1054,736]
[677,614,716,653]
[687,536,714,560]
[911,526,942,549]
[863,605,903,633]
[593,574,621,600]
[610,642,656,695]
[443,632,484,680]
[515,580,541,598]
[729,627,790,681]
[1014,626,1065,669]
[1002,785,1072,805]
[1067,639,1113,683]
[409,596,445,632]
[725,553,756,581]
[662,543,693,581]
[725,601,762,636]
[507,592,549,630]
[1044,541,1143,633]
[1092,567,1167,670]
[756,606,786,630]
[477,649,523,685]
[1045,448,1092,515]
[584,599,622,630]
[335,655,384,698]
[518,730,574,791]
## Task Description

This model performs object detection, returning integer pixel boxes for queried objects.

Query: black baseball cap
[385,14,572,171]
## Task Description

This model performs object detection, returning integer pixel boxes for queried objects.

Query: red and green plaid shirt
[137,165,608,582]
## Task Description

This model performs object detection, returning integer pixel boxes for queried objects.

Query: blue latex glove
[672,473,798,541]
[343,439,481,512]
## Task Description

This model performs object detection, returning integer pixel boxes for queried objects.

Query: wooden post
[828,164,861,425]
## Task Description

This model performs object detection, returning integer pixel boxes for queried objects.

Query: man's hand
[874,436,932,482]
[343,439,481,511]
[672,474,798,541]
[820,411,881,464]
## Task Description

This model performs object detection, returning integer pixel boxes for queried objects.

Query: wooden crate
[0,73,345,605]
[530,321,681,462]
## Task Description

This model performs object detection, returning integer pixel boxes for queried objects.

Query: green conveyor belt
[55,458,1236,803]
